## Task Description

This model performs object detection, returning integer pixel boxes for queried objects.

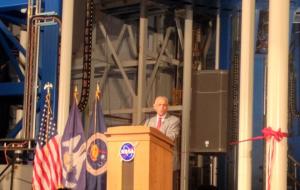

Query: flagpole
[94,83,100,137]
[44,82,53,142]
[33,82,62,190]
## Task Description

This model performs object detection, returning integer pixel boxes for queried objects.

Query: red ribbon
[230,127,287,190]
[261,127,288,141]
[230,127,287,145]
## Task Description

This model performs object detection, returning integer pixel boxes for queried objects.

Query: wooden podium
[105,126,174,190]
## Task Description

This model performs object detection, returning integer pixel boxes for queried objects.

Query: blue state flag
[61,101,86,190]
[86,94,107,190]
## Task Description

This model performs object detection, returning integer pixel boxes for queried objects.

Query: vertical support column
[57,0,74,135]
[136,0,147,124]
[266,0,289,189]
[18,30,27,138]
[237,0,255,190]
[252,9,265,190]
[215,13,220,70]
[219,11,232,70]
[180,5,193,190]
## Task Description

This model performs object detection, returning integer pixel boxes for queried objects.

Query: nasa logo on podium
[120,142,135,161]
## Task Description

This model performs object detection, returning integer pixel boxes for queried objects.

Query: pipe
[57,0,75,135]
[266,0,289,189]
[237,0,255,190]
[17,30,26,138]
[180,5,193,190]
[212,156,217,186]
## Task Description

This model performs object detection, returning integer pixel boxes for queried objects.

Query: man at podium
[105,95,179,190]
[145,96,181,189]
[145,96,180,141]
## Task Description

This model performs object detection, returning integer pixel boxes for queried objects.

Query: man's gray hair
[154,96,169,105]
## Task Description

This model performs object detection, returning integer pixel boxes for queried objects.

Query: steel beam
[0,32,24,81]
[0,0,27,12]
[0,20,26,55]
[136,0,147,124]
[0,14,27,25]
[181,5,193,190]
[98,22,136,97]
[0,82,24,96]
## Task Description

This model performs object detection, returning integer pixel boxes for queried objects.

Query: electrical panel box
[190,70,228,153]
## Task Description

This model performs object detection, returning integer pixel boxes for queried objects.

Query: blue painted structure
[0,0,27,12]
[0,0,61,137]
[38,0,61,122]
[0,1,27,87]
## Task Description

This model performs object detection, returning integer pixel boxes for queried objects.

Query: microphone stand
[139,114,150,126]
[10,152,15,190]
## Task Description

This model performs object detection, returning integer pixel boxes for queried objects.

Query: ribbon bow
[230,127,287,145]
[230,127,288,190]
[261,127,287,142]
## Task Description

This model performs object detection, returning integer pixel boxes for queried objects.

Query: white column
[266,0,289,189]
[237,0,255,189]
[57,0,74,135]
[180,5,193,190]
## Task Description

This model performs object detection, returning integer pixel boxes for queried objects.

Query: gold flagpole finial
[96,82,101,100]
[74,84,78,104]
[44,82,53,106]
[44,82,53,95]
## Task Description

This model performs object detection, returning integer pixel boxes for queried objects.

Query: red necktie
[157,117,162,129]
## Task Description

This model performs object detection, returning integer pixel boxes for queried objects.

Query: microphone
[139,114,149,126]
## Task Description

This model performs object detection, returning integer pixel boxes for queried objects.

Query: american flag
[32,91,62,190]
